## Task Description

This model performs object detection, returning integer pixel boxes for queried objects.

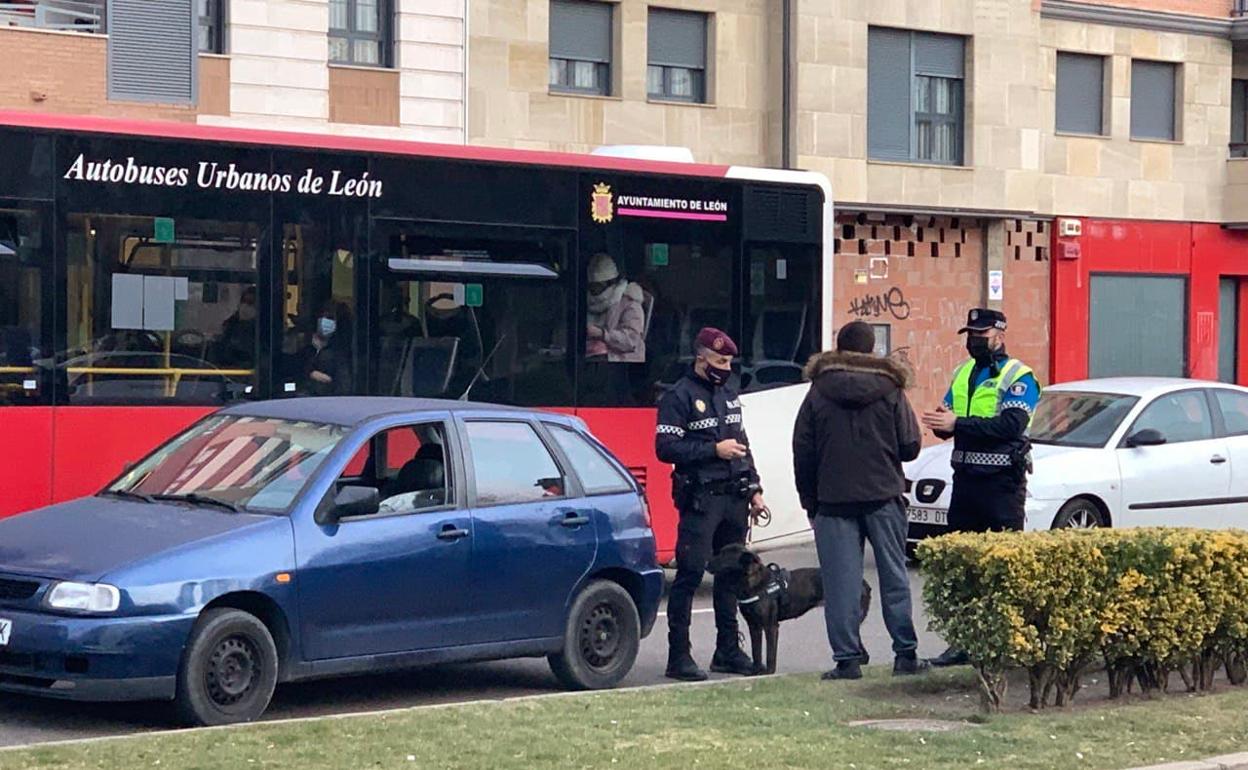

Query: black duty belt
[698,477,742,496]
[951,450,1012,467]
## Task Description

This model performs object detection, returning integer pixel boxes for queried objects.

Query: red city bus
[0,110,831,561]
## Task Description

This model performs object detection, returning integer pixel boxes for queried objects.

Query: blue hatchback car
[0,398,662,725]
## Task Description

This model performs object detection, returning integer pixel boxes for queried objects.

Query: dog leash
[751,504,772,528]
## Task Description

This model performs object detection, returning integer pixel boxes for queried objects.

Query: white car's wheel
[1051,498,1108,530]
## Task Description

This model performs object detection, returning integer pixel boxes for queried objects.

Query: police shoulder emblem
[591,183,614,224]
[1010,382,1027,396]
[694,399,706,413]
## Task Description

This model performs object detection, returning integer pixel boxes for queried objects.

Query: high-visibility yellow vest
[949,358,1036,423]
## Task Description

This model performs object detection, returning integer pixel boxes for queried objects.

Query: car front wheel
[1051,498,1107,530]
[548,580,640,691]
[174,608,279,727]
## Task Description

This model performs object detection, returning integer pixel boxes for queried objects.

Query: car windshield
[1029,391,1139,448]
[106,415,348,512]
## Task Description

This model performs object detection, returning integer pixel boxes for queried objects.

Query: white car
[903,377,1248,550]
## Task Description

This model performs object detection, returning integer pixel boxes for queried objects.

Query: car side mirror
[1126,428,1167,448]
[316,486,380,525]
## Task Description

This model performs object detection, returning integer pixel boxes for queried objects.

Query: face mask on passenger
[318,317,337,338]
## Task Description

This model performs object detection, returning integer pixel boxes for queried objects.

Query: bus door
[0,201,54,517]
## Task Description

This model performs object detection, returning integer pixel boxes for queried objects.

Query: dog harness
[738,564,789,607]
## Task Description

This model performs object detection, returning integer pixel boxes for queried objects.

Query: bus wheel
[175,608,278,726]
[549,580,640,691]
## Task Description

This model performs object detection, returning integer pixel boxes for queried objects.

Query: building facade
[469,0,1248,418]
[0,0,466,141]
[3,0,1246,417]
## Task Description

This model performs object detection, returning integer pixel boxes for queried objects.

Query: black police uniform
[656,366,759,672]
[939,346,1038,533]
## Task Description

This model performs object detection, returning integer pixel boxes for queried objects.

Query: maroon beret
[695,327,738,356]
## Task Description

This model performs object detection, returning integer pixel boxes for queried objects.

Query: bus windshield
[107,415,347,512]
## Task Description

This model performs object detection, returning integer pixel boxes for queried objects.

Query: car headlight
[45,582,121,613]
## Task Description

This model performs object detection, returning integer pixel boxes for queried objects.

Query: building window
[868,28,966,165]
[1130,59,1178,141]
[549,1,613,96]
[329,0,391,67]
[1056,52,1105,136]
[198,0,225,54]
[647,8,708,104]
[1232,79,1248,158]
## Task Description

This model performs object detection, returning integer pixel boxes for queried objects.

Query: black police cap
[958,308,1007,333]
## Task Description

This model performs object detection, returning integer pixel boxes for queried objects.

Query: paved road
[0,544,944,749]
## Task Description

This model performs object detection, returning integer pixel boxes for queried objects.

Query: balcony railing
[0,0,105,33]
[1237,0,1248,17]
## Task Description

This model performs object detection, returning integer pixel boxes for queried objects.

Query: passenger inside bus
[213,286,257,368]
[585,253,648,364]
[296,301,353,396]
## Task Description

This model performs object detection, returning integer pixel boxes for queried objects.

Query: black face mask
[966,334,992,361]
[704,363,732,387]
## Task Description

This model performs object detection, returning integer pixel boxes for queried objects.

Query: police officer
[920,308,1041,667]
[657,327,767,681]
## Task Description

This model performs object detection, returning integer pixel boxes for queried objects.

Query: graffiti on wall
[847,286,912,321]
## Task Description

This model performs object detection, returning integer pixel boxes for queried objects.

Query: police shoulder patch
[694,399,706,413]
[1009,382,1027,396]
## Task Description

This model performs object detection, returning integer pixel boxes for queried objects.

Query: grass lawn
[4,669,1248,770]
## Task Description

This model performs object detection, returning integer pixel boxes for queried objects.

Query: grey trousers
[813,499,919,663]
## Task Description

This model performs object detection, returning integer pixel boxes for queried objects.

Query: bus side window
[63,213,260,406]
[279,220,360,399]
[0,208,50,406]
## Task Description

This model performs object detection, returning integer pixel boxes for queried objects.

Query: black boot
[820,660,862,681]
[893,652,932,677]
[927,646,970,667]
[710,647,756,676]
[665,651,708,682]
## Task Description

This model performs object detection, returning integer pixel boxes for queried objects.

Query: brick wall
[0,27,195,121]
[831,213,1053,444]
[833,214,987,443]
[1001,220,1052,387]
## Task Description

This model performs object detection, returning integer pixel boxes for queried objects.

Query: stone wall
[467,0,779,166]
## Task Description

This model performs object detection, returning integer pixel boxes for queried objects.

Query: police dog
[707,544,871,675]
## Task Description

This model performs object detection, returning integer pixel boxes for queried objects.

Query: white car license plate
[0,618,10,647]
[907,507,948,526]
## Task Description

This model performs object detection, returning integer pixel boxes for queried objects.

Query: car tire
[1051,498,1107,530]
[548,580,640,691]
[174,608,279,727]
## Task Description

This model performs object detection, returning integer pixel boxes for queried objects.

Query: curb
[1123,754,1248,770]
[0,672,782,754]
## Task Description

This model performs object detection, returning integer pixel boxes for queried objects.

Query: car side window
[465,421,565,505]
[1214,389,1248,437]
[546,423,634,495]
[338,421,453,517]
[1131,391,1215,444]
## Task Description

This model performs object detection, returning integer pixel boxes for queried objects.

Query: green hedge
[918,528,1248,711]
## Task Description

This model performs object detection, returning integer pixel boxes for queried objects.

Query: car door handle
[559,512,591,527]
[437,524,470,541]
[1211,455,1228,465]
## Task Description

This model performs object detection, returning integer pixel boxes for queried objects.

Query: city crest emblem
[591,183,614,223]
[694,399,706,413]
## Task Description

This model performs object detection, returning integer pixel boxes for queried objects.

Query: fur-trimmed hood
[803,350,914,407]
